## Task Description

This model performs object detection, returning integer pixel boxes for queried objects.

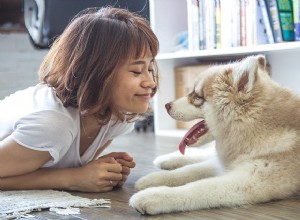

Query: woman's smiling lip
[135,93,151,101]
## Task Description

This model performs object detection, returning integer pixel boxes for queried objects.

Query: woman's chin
[121,103,150,114]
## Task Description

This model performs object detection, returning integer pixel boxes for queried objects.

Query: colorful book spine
[198,0,205,49]
[293,0,300,40]
[255,0,270,44]
[215,0,221,48]
[258,0,275,43]
[240,0,247,46]
[267,0,283,42]
[276,0,294,41]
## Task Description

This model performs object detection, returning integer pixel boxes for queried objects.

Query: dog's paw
[134,171,166,190]
[129,186,176,215]
[153,148,213,170]
[154,154,193,170]
[135,170,182,190]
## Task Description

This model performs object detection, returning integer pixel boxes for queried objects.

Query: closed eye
[131,69,155,75]
[195,95,204,100]
[195,94,206,102]
[131,71,142,75]
[188,91,206,106]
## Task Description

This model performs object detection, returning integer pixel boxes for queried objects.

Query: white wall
[267,50,300,94]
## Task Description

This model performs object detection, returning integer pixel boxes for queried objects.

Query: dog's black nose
[165,103,172,111]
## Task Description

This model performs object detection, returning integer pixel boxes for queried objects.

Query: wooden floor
[28,132,299,220]
[1,33,299,219]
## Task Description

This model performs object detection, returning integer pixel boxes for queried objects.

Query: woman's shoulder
[1,84,55,108]
[2,83,78,119]
[0,84,79,135]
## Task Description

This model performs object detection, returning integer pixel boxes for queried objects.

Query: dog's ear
[235,55,266,92]
[256,54,266,70]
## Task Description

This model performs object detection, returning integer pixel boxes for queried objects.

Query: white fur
[129,55,300,215]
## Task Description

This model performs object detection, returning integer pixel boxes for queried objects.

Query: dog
[129,55,300,215]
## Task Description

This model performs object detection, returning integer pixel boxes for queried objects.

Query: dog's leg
[130,162,294,215]
[154,142,215,170]
[135,155,220,190]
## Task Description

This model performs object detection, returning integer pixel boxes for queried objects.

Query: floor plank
[28,132,300,220]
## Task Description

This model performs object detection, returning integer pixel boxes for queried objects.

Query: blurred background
[0,0,153,131]
[0,0,46,99]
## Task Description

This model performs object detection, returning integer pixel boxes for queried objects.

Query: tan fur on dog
[129,55,300,215]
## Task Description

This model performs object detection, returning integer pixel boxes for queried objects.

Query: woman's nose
[142,73,156,88]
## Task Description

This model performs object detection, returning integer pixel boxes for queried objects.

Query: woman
[0,7,159,193]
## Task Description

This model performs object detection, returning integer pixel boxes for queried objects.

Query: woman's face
[112,49,156,114]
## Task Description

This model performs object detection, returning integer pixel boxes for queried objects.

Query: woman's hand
[70,156,123,192]
[100,152,136,187]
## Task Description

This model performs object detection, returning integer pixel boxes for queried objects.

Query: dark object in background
[134,113,154,133]
[0,0,25,32]
[23,0,149,49]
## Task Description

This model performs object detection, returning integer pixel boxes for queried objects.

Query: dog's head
[165,55,269,154]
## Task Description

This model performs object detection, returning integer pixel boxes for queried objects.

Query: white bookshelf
[150,0,300,137]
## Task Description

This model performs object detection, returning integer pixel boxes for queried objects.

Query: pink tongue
[179,120,208,155]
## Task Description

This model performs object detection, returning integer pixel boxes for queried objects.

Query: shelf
[157,42,300,60]
[153,43,300,138]
[150,0,300,138]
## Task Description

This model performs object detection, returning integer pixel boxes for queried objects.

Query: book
[276,0,294,41]
[187,0,200,50]
[240,0,247,46]
[231,0,241,47]
[215,0,222,48]
[203,0,216,49]
[220,0,233,48]
[293,0,300,40]
[198,0,205,49]
[258,0,275,43]
[267,0,283,42]
[245,0,255,46]
[254,0,270,44]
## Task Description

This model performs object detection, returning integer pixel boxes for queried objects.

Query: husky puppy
[129,55,300,215]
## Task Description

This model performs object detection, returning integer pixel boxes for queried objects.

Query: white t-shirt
[0,84,134,168]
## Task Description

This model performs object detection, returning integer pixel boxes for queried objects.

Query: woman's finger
[121,165,130,175]
[109,152,133,161]
[104,162,122,173]
[116,159,135,168]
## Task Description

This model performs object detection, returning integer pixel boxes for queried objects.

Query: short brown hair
[39,7,159,125]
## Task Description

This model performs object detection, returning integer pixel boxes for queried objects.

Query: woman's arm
[0,137,51,177]
[0,157,124,192]
[0,137,123,192]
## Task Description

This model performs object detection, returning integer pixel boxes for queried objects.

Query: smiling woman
[113,51,156,114]
[0,6,159,193]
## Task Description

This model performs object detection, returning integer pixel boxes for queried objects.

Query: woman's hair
[39,7,159,125]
